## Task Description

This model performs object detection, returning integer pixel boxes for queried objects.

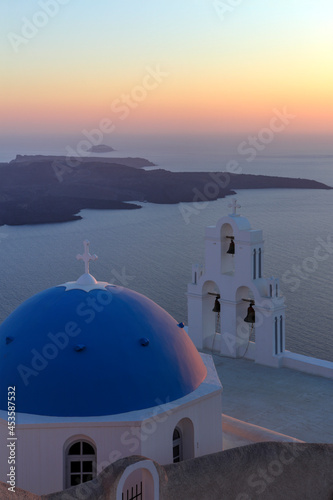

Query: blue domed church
[0,241,222,496]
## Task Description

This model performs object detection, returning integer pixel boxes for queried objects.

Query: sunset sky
[1,0,333,140]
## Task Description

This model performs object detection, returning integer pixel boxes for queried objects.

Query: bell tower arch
[220,222,235,274]
[187,200,286,368]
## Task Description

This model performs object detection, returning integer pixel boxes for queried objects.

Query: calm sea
[0,136,332,362]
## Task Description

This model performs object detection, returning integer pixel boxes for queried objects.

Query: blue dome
[0,283,206,417]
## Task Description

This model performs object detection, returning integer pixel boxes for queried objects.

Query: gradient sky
[1,0,333,139]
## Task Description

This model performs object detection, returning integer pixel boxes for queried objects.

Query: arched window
[274,317,278,355]
[173,427,183,463]
[258,248,262,278]
[66,440,96,488]
[280,316,284,352]
[253,249,257,280]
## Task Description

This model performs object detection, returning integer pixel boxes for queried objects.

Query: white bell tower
[187,200,286,368]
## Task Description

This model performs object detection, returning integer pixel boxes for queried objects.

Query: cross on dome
[76,240,98,275]
[228,198,241,216]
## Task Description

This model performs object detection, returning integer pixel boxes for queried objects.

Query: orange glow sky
[1,1,333,138]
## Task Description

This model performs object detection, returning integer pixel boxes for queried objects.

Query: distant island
[9,155,154,169]
[86,144,115,153]
[0,154,331,226]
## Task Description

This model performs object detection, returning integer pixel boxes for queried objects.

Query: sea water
[0,138,332,362]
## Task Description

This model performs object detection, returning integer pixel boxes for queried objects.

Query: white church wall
[141,385,223,463]
[242,341,256,361]
[282,352,333,379]
[187,292,204,349]
[141,354,223,462]
[11,425,64,495]
[6,422,147,495]
[0,353,223,496]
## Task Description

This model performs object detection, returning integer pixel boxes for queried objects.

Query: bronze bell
[227,239,235,254]
[212,297,220,313]
[244,304,255,324]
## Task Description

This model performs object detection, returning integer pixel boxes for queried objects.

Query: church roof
[0,243,206,418]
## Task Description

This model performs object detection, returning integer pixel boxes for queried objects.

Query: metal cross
[228,198,241,215]
[76,240,98,274]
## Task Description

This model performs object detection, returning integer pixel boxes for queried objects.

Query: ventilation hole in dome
[6,337,14,344]
[74,344,86,352]
[139,338,149,347]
